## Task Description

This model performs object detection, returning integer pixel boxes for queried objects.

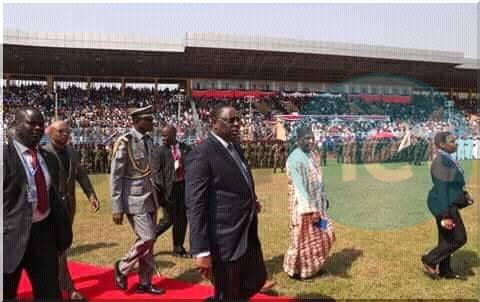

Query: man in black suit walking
[3,107,71,300]
[185,105,267,300]
[153,124,192,257]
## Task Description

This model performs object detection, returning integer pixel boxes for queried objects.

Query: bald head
[161,124,177,146]
[15,107,43,124]
[50,120,68,130]
[49,120,71,149]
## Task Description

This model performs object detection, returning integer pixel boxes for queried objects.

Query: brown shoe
[260,280,276,292]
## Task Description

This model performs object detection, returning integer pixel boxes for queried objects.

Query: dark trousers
[156,181,187,248]
[212,237,267,300]
[3,215,61,300]
[423,209,467,273]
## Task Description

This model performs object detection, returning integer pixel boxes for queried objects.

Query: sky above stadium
[3,3,478,58]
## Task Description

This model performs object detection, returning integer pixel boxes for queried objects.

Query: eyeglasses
[219,116,240,124]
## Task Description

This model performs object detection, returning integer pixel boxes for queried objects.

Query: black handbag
[453,191,475,209]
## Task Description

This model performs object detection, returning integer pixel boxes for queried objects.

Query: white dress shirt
[13,140,51,223]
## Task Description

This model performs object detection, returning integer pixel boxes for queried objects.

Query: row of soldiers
[69,137,435,175]
[70,140,291,174]
[74,143,112,174]
[334,137,434,165]
[241,141,289,172]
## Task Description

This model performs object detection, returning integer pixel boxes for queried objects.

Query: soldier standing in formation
[361,140,369,163]
[335,141,343,164]
[258,142,266,168]
[320,141,328,166]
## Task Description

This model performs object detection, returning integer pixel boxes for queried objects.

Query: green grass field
[72,160,479,299]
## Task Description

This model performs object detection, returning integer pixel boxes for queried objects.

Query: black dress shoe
[440,271,468,280]
[421,256,440,280]
[114,260,128,290]
[173,247,192,258]
[136,284,165,295]
[288,274,313,282]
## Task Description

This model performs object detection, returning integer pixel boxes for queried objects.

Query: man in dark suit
[44,120,100,300]
[185,105,267,300]
[421,131,473,280]
[3,107,69,300]
[152,125,192,257]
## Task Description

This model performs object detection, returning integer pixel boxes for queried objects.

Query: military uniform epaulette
[118,132,131,142]
[111,132,132,161]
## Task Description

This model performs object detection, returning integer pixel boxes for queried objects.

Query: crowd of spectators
[3,84,478,149]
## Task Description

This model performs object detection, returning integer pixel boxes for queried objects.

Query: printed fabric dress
[283,148,335,279]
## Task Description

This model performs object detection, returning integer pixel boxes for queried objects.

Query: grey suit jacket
[44,143,97,223]
[110,128,157,214]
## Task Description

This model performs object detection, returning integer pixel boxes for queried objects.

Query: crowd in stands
[3,84,479,162]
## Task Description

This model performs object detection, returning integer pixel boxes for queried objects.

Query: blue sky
[4,3,477,58]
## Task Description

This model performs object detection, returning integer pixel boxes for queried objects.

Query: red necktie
[29,149,49,213]
[171,146,185,181]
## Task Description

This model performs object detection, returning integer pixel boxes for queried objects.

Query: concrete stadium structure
[3,29,478,100]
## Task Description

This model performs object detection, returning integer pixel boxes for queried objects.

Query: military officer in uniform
[335,141,343,164]
[258,142,266,168]
[244,142,252,167]
[361,140,369,163]
[266,143,274,168]
[343,141,351,164]
[272,142,280,173]
[94,144,106,173]
[319,141,327,166]
[111,105,164,295]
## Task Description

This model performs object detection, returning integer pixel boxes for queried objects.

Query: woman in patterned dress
[283,127,335,280]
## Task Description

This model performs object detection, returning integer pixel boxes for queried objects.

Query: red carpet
[17,261,290,300]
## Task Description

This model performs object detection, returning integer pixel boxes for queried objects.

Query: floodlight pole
[446,100,454,125]
[176,94,185,121]
[54,85,58,120]
[246,96,255,118]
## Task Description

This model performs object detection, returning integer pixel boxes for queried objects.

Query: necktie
[227,143,252,189]
[171,145,185,181]
[28,149,49,213]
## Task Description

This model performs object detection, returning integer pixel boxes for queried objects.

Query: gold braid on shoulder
[112,135,152,179]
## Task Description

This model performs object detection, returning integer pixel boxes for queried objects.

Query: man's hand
[90,196,100,213]
[465,191,474,204]
[441,218,455,230]
[256,201,262,213]
[195,255,212,281]
[112,213,123,225]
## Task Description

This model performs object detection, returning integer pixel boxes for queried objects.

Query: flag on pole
[398,129,412,152]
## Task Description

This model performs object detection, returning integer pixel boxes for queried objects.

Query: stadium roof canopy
[3,29,478,91]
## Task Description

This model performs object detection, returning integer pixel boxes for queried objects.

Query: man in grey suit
[110,105,164,295]
[45,120,100,300]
